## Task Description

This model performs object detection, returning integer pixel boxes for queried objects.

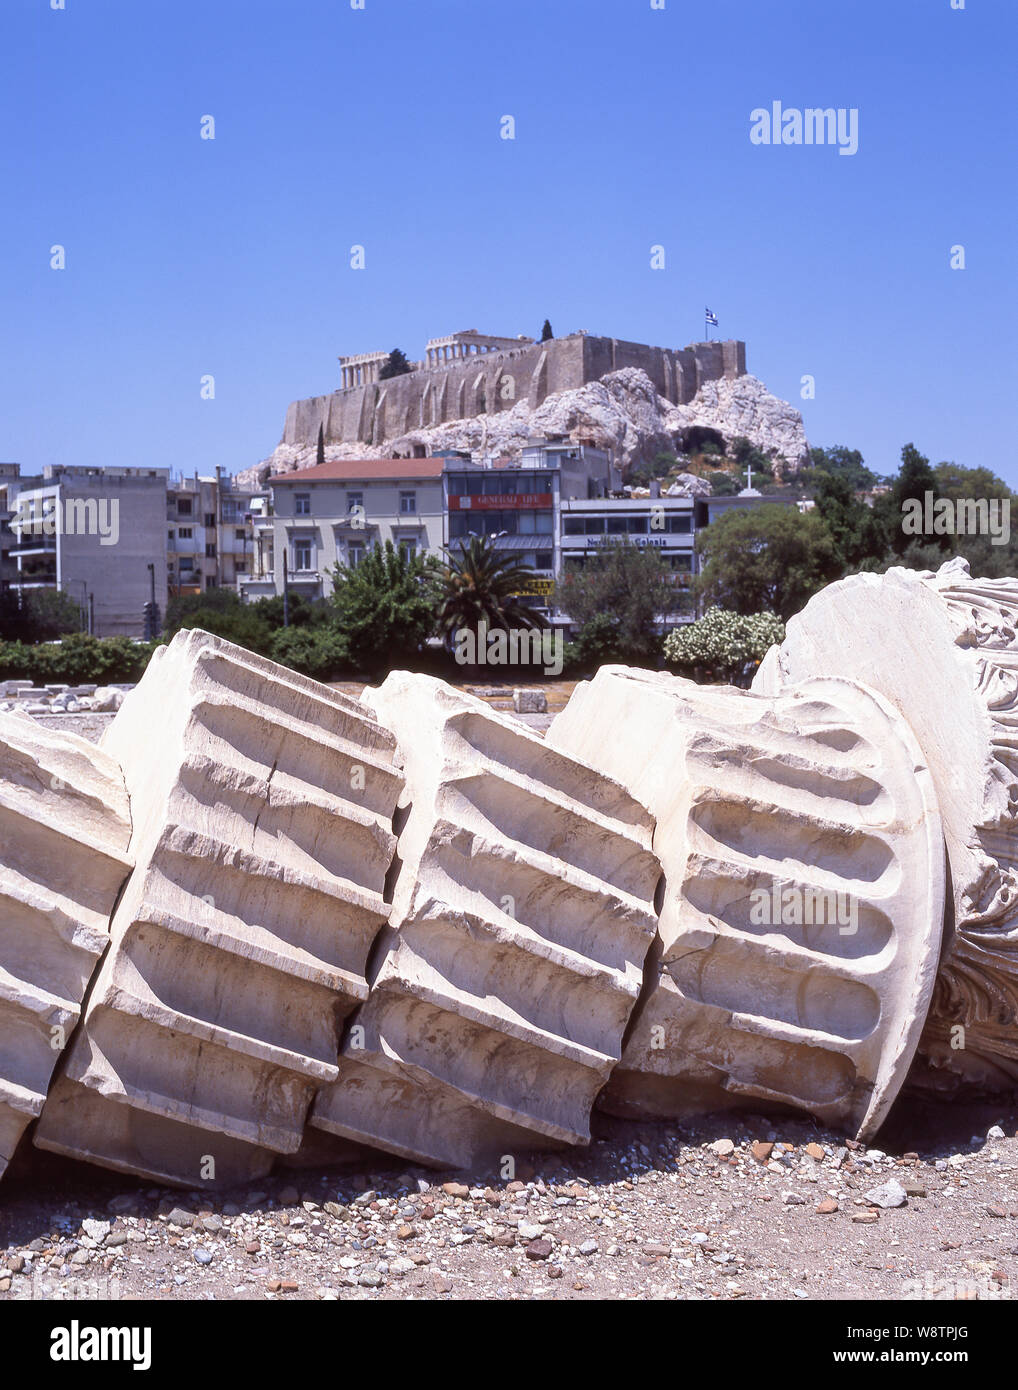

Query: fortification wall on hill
[281,335,747,448]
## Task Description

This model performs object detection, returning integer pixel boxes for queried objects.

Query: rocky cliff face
[239,369,809,489]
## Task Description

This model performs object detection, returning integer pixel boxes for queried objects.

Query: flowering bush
[663,607,785,686]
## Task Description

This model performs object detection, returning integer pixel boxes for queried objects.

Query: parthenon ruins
[338,331,536,388]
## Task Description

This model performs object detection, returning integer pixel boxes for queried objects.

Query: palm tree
[437,534,548,640]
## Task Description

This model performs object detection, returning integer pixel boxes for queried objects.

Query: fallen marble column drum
[34,632,404,1187]
[548,666,946,1140]
[753,557,1018,1096]
[310,673,661,1169]
[0,714,133,1179]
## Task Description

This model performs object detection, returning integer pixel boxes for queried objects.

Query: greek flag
[705,307,719,326]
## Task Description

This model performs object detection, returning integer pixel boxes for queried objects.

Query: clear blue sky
[2,0,1015,483]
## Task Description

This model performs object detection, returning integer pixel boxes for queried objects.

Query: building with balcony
[5,466,170,637]
[167,469,268,599]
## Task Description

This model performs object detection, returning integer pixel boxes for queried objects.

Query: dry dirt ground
[3,1100,1018,1303]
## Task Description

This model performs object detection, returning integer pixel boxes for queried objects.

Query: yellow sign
[515,578,555,596]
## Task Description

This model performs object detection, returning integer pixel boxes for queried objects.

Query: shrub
[663,607,785,686]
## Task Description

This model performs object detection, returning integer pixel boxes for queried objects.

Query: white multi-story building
[262,458,446,600]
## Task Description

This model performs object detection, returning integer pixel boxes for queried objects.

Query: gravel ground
[3,1100,1017,1302]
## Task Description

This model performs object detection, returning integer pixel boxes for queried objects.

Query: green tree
[807,445,879,492]
[437,535,546,640]
[695,504,839,621]
[664,608,785,686]
[540,319,554,342]
[330,540,438,674]
[556,540,676,666]
[888,442,950,556]
[811,470,890,573]
[316,422,326,468]
[379,348,414,380]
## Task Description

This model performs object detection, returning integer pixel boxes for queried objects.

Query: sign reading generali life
[449,494,554,510]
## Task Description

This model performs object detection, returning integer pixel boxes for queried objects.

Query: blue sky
[1,0,1015,484]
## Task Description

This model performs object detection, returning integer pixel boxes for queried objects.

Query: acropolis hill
[244,329,810,485]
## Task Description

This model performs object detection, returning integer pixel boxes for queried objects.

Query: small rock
[816,1199,839,1214]
[986,1204,1007,1219]
[278,1187,299,1206]
[442,1183,469,1199]
[81,1219,110,1243]
[864,1179,908,1210]
[167,1207,195,1228]
[783,1193,806,1206]
[193,1248,213,1265]
[358,1269,383,1287]
[710,1139,735,1157]
[750,1141,774,1163]
[804,1143,826,1162]
[525,1238,553,1261]
[578,1240,598,1255]
[852,1211,880,1224]
[988,1126,1006,1140]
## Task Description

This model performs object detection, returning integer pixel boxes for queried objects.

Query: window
[563,518,584,536]
[668,516,692,534]
[535,551,553,570]
[178,527,193,540]
[606,516,627,535]
[399,491,416,515]
[346,491,363,514]
[205,543,217,558]
[295,493,311,516]
[398,539,416,562]
[204,513,216,528]
[235,559,247,573]
[584,518,605,535]
[179,557,195,573]
[235,528,246,541]
[292,539,313,571]
[348,544,364,568]
[177,499,193,517]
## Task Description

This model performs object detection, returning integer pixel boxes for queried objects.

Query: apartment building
[6,465,170,637]
[167,469,268,598]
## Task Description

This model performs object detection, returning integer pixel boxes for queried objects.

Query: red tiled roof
[270,458,445,484]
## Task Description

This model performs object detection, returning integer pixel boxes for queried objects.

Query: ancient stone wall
[280,335,748,450]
